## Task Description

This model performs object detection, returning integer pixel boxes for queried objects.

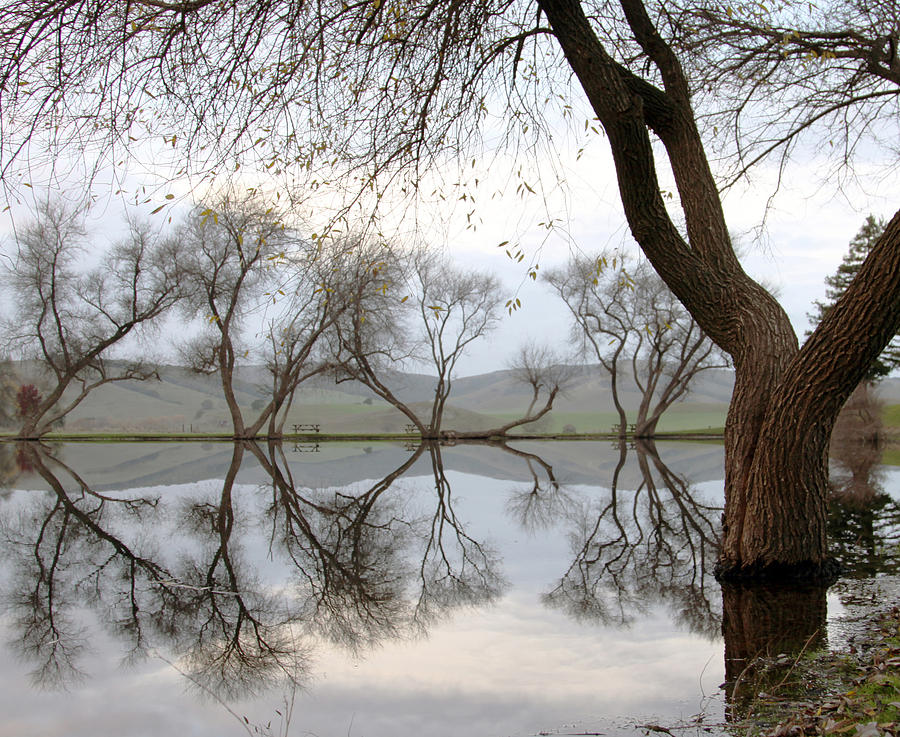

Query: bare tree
[545,252,727,437]
[428,342,572,440]
[258,295,333,437]
[177,194,331,438]
[328,244,567,439]
[323,238,423,430]
[326,243,501,438]
[628,268,730,435]
[545,253,634,436]
[5,0,900,578]
[411,249,503,436]
[1,201,182,438]
[255,240,364,437]
[488,342,572,437]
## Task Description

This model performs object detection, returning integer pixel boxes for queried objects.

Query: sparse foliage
[411,248,503,436]
[545,251,727,437]
[667,0,900,188]
[322,238,421,429]
[325,243,565,438]
[1,201,182,437]
[176,194,323,438]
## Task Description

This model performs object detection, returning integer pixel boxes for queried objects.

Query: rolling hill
[4,359,900,435]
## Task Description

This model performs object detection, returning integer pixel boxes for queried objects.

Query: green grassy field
[491,403,727,435]
[884,403,900,429]
[11,390,900,443]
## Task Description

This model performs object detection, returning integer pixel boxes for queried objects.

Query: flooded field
[0,439,896,737]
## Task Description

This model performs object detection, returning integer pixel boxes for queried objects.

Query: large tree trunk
[539,0,900,581]
[718,213,900,579]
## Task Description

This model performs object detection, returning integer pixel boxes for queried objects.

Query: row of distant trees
[1,194,732,440]
[0,195,534,439]
[3,197,893,442]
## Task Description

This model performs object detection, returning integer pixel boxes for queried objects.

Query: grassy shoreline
[0,429,727,443]
[740,605,900,737]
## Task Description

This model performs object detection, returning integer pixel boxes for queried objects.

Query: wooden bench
[609,424,637,434]
[292,423,320,434]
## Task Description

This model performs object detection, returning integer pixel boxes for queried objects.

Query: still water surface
[0,439,897,737]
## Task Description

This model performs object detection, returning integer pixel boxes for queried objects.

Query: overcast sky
[430,139,900,375]
[1,111,896,378]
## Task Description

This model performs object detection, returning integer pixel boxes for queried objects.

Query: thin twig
[151,650,254,737]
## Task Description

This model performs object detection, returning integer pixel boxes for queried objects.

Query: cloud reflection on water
[7,436,879,736]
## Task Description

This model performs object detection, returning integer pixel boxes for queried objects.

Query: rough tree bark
[537,0,900,580]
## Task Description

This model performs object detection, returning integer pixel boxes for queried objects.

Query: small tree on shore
[258,241,360,436]
[323,239,421,431]
[545,251,727,437]
[1,201,183,438]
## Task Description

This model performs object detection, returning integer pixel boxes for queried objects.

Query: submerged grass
[735,607,900,737]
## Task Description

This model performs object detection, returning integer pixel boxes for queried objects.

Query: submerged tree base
[715,557,843,585]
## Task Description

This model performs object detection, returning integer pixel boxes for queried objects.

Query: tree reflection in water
[247,440,504,651]
[0,440,506,702]
[4,442,308,698]
[503,440,576,533]
[827,389,900,577]
[542,438,722,637]
[721,583,828,719]
[2,434,899,730]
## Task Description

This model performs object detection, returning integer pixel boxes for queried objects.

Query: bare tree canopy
[545,251,728,436]
[4,0,900,579]
[1,200,182,437]
[174,193,339,437]
[666,0,900,186]
[324,240,564,438]
[0,1,552,206]
[3,1,896,195]
[410,247,503,434]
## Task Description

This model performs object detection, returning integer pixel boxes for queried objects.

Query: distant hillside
[5,359,898,435]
